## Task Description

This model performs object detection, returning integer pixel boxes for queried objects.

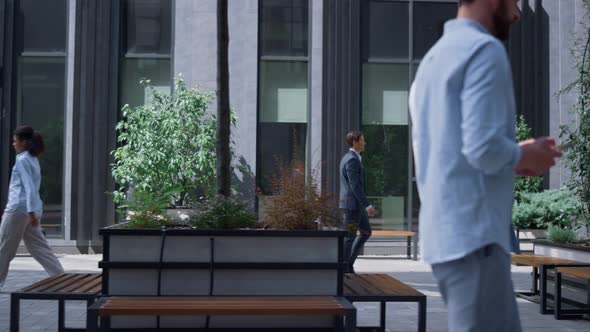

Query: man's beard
[492,1,513,41]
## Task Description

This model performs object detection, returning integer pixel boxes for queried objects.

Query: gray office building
[0,0,584,252]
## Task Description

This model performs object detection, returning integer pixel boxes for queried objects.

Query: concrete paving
[0,254,588,331]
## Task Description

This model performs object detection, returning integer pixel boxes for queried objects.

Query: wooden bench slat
[557,266,590,279]
[371,230,416,237]
[344,274,385,296]
[61,274,101,293]
[20,273,68,292]
[28,274,81,292]
[44,274,93,293]
[74,275,103,294]
[344,274,423,297]
[511,254,578,268]
[372,274,422,296]
[98,296,348,316]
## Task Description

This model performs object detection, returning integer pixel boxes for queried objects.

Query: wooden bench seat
[511,254,581,314]
[10,273,102,332]
[554,265,590,319]
[87,296,356,331]
[344,273,426,332]
[363,230,417,260]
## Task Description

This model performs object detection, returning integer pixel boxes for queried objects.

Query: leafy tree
[514,115,543,202]
[111,79,217,208]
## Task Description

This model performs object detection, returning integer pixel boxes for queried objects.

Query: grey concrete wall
[310,0,323,185]
[174,0,258,201]
[228,1,258,200]
[174,0,217,92]
[546,0,587,189]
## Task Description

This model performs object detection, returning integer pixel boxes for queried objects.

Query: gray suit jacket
[339,150,370,210]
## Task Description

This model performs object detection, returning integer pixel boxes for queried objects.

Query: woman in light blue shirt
[0,126,63,290]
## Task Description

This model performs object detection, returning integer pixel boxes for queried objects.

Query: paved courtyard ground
[0,254,589,331]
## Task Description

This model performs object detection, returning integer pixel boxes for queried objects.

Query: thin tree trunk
[216,0,231,197]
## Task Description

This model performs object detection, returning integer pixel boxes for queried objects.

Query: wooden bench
[344,273,426,332]
[364,230,417,260]
[10,273,102,332]
[554,265,590,320]
[87,296,357,331]
[511,254,580,314]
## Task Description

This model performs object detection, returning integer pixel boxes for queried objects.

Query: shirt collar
[349,148,362,162]
[444,18,490,36]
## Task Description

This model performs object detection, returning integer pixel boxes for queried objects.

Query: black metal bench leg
[87,306,98,332]
[58,299,65,332]
[418,298,427,332]
[540,265,549,314]
[554,272,562,320]
[407,237,411,259]
[86,298,96,331]
[345,309,357,332]
[532,267,539,294]
[10,294,19,332]
[380,301,386,332]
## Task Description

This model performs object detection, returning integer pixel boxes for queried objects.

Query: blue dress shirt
[409,18,521,265]
[5,151,43,215]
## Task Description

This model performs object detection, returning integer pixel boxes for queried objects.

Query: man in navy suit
[339,130,376,273]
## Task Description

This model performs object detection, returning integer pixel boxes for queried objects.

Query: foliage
[514,115,543,202]
[261,156,341,230]
[120,189,172,229]
[189,195,257,229]
[512,189,586,230]
[559,2,590,241]
[546,225,577,244]
[111,78,218,208]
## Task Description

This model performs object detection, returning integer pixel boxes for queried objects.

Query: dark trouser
[343,209,372,273]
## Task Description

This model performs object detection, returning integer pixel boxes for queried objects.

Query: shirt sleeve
[460,40,521,174]
[15,158,40,213]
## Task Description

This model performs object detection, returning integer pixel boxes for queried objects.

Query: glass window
[124,0,171,55]
[119,0,172,109]
[363,1,408,60]
[413,2,457,59]
[260,0,308,57]
[120,58,171,107]
[17,0,67,53]
[257,1,309,215]
[15,0,67,237]
[362,63,409,231]
[258,61,308,194]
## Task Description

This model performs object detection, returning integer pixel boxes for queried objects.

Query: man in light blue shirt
[409,0,561,330]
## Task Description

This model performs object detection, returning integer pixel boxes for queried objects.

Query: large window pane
[260,0,308,57]
[17,57,65,237]
[258,61,308,194]
[362,64,409,231]
[124,0,171,55]
[17,0,67,52]
[413,2,457,59]
[120,58,171,108]
[363,1,408,60]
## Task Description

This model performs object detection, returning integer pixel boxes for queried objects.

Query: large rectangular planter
[99,225,347,329]
[533,240,590,263]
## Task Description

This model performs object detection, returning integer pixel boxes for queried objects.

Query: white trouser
[0,210,64,288]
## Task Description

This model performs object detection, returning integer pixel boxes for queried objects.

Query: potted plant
[103,144,346,329]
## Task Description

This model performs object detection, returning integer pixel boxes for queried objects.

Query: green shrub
[512,189,585,230]
[189,196,257,230]
[120,189,172,229]
[546,225,577,244]
[514,115,543,203]
[111,78,219,208]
